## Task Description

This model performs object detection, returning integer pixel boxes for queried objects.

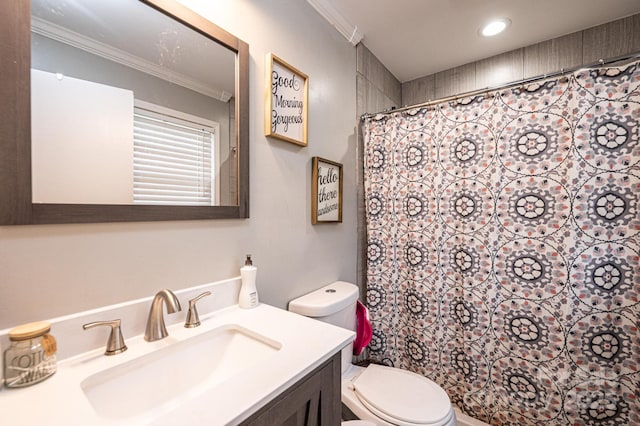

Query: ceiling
[309,0,640,82]
[31,0,236,99]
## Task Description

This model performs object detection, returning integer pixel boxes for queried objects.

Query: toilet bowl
[343,364,456,426]
[289,281,456,426]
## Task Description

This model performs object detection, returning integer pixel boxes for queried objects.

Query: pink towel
[353,300,372,356]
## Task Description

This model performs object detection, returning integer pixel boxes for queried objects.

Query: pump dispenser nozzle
[244,254,253,266]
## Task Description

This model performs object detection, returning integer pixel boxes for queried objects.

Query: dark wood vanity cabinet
[240,352,341,426]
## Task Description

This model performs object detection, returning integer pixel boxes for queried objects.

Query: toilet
[289,281,456,426]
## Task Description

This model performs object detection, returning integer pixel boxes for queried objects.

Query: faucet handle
[184,291,212,328]
[83,319,128,355]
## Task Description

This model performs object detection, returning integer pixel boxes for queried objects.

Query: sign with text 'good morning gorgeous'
[265,53,308,146]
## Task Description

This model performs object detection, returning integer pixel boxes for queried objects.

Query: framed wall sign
[265,53,308,146]
[311,157,342,224]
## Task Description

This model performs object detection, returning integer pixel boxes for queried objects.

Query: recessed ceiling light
[480,18,511,37]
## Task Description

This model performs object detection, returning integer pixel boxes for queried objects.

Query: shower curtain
[362,60,639,425]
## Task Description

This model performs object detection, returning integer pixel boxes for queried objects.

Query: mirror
[0,0,249,224]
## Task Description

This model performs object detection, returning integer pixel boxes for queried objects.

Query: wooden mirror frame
[0,0,249,224]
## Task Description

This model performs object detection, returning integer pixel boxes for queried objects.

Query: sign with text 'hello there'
[312,157,342,224]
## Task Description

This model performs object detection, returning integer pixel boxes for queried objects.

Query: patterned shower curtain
[362,61,639,425]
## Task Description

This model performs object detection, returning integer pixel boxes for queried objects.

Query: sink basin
[80,324,281,421]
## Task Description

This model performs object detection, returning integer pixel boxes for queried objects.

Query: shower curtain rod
[360,51,640,120]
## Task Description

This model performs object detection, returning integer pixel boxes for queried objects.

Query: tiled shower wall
[355,12,640,295]
[402,13,640,105]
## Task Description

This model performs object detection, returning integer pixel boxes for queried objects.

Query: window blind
[133,108,215,205]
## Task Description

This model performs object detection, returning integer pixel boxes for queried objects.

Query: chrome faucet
[144,289,182,342]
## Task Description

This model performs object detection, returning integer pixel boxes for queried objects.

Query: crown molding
[306,0,363,46]
[31,16,232,102]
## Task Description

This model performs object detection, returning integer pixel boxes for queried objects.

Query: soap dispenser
[239,255,258,308]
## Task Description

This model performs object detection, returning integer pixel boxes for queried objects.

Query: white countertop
[0,304,354,425]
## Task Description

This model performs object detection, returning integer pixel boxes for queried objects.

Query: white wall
[31,69,134,204]
[0,0,357,329]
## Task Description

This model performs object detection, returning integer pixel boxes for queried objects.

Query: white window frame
[133,100,220,206]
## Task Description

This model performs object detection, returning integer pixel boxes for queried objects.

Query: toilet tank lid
[288,281,359,317]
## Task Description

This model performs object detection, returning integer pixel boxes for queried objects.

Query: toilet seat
[351,364,454,426]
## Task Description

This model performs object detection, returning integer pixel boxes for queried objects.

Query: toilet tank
[288,281,359,331]
[288,281,359,372]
